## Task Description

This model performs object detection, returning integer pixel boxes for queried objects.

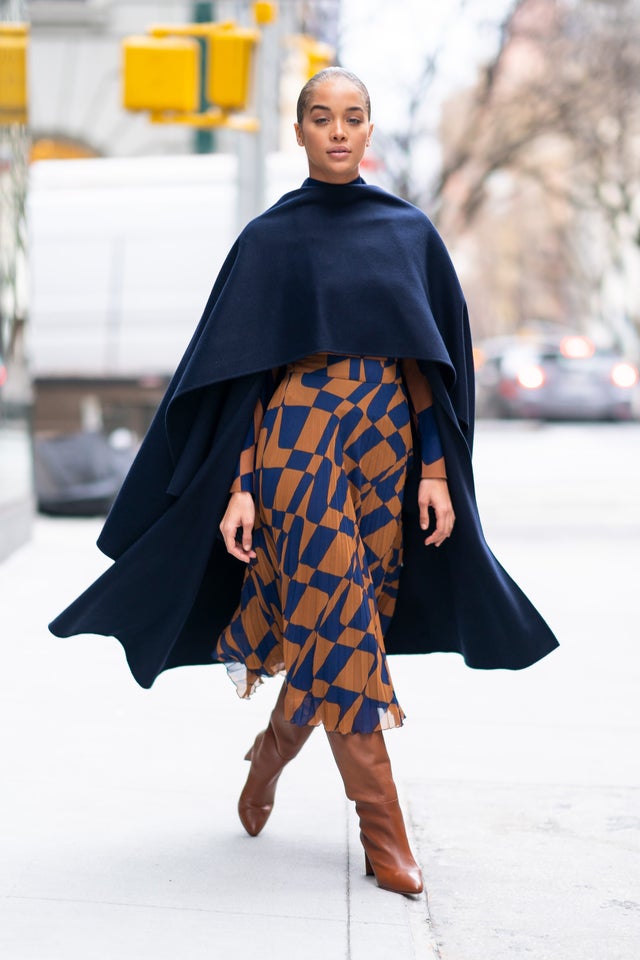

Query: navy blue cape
[49,178,558,687]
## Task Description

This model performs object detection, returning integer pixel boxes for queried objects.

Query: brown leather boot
[326,730,423,896]
[238,684,314,836]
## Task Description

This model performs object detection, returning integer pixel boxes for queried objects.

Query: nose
[331,122,347,140]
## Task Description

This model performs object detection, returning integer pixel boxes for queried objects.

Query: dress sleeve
[401,358,447,480]
[229,368,282,495]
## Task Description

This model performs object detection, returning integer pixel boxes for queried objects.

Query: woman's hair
[296,67,371,125]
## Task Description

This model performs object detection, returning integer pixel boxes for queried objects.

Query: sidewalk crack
[404,791,444,960]
[345,797,352,960]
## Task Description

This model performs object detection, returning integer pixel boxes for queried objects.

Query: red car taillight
[610,362,639,389]
[516,364,545,389]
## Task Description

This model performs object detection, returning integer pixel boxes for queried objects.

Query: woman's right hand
[219,491,257,563]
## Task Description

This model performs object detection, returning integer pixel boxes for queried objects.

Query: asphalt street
[1,420,638,960]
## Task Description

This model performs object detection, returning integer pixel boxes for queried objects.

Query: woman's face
[294,78,373,184]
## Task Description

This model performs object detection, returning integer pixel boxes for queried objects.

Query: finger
[220,522,252,562]
[422,504,441,545]
[241,520,256,559]
[418,493,434,532]
[426,520,454,547]
[424,527,444,547]
[232,550,253,563]
[419,505,431,531]
[241,520,252,552]
[424,509,455,547]
[229,538,254,562]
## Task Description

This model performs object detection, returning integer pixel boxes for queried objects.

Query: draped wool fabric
[49,177,559,688]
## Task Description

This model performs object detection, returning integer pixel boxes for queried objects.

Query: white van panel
[28,152,306,377]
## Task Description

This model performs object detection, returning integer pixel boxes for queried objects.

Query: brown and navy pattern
[215,354,415,734]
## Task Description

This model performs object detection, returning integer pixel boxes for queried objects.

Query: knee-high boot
[238,684,315,837]
[326,730,423,896]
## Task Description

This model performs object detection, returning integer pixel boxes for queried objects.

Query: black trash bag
[34,431,136,517]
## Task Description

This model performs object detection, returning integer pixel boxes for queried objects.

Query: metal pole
[236,5,279,230]
[192,1,216,154]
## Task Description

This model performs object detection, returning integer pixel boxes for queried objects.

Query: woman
[50,69,558,898]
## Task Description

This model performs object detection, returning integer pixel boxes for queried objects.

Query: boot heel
[326,731,423,897]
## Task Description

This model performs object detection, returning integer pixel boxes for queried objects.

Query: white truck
[28,151,307,383]
[27,150,307,512]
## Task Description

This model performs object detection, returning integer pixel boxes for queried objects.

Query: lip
[327,148,351,156]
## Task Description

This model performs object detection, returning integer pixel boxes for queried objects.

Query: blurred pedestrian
[51,68,558,898]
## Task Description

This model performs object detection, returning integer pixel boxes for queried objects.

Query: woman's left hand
[418,479,455,547]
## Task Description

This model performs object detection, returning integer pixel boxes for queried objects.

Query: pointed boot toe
[238,796,274,837]
[358,798,424,896]
[237,687,314,837]
[365,853,423,896]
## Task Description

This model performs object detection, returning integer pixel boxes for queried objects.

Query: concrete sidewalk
[1,423,639,959]
[1,519,436,960]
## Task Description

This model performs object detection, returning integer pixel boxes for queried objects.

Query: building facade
[0,0,343,554]
[1,0,32,560]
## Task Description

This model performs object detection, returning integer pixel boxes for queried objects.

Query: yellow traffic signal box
[207,25,259,112]
[122,36,200,112]
[253,2,277,25]
[305,39,333,79]
[0,24,29,117]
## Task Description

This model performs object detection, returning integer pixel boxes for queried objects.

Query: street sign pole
[236,6,278,230]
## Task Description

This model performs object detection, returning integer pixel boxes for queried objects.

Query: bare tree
[432,0,640,338]
[339,0,486,207]
[437,1,640,223]
[369,41,450,206]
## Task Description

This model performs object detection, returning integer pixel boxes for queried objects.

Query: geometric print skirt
[214,353,413,734]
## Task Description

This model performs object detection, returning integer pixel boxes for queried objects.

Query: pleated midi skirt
[215,354,413,734]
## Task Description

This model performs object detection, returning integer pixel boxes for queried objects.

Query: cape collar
[301,176,366,188]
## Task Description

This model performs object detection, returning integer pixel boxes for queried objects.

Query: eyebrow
[309,104,365,113]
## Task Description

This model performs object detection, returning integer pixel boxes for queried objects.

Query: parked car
[475,334,639,420]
